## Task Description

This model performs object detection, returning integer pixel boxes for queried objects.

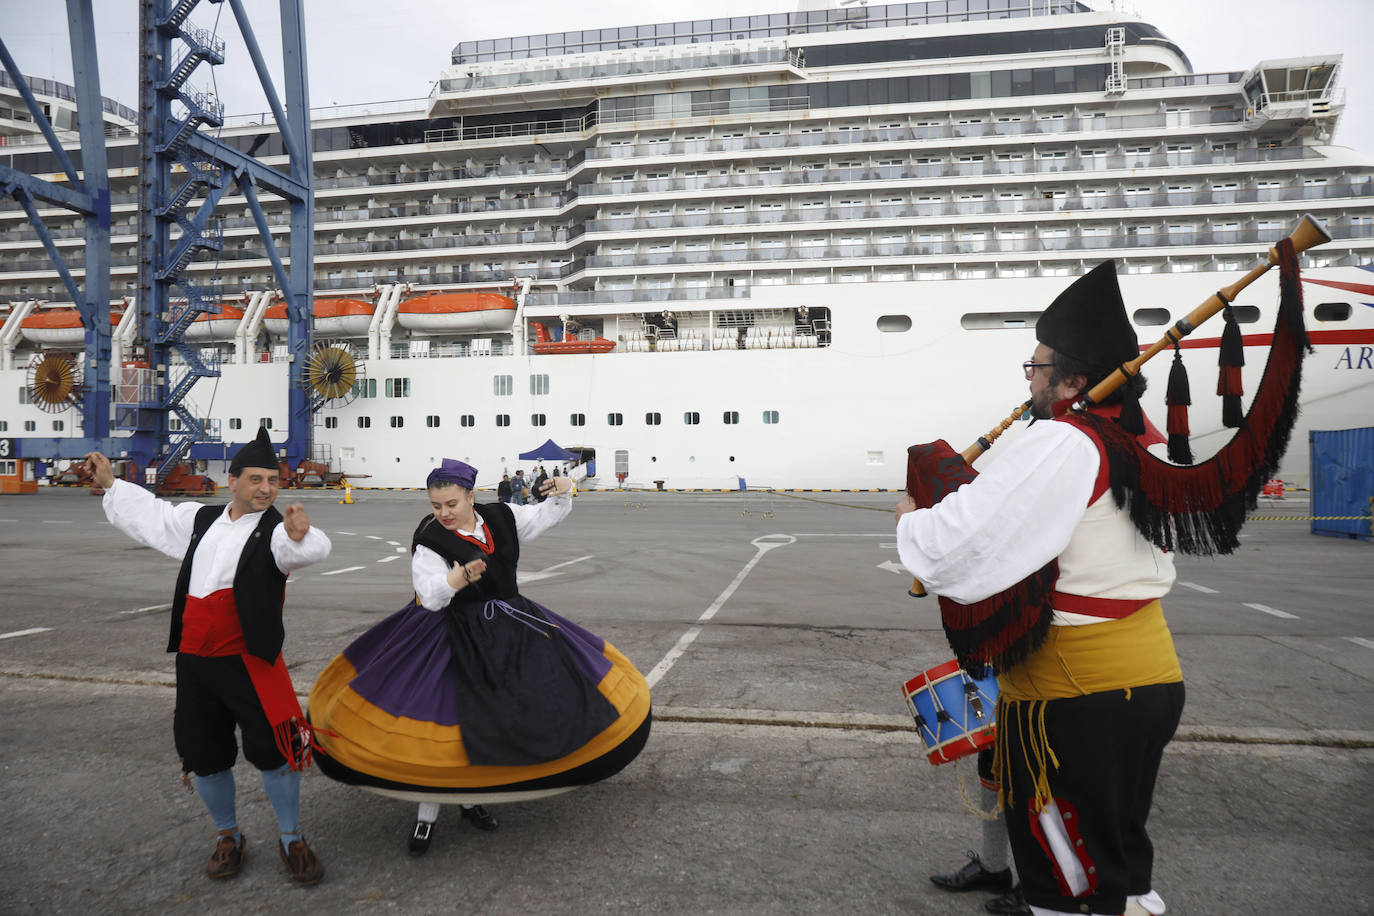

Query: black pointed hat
[1035,261,1138,373]
[229,427,277,473]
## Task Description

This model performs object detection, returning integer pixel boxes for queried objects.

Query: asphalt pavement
[1,486,1370,914]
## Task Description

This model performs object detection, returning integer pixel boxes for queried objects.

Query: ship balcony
[429,46,803,116]
[1246,88,1346,130]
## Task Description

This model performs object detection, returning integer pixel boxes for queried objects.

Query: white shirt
[896,419,1174,619]
[412,491,572,611]
[102,478,332,598]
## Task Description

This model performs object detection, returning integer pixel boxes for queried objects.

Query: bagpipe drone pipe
[905,214,1330,675]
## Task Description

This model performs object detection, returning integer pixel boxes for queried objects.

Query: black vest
[412,503,520,606]
[168,504,288,662]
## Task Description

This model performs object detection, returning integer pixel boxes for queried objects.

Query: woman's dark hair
[1049,350,1147,405]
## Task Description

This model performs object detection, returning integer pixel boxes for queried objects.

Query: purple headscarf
[427,458,477,490]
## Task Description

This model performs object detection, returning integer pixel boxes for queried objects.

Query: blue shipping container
[1309,427,1374,541]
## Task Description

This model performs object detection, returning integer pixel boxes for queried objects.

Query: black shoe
[930,852,1013,893]
[408,820,433,856]
[985,884,1030,915]
[460,804,498,831]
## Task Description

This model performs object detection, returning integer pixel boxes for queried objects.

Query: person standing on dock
[86,428,333,886]
[895,262,1183,916]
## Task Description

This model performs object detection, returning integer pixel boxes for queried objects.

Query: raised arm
[269,502,332,572]
[507,476,573,542]
[91,452,202,561]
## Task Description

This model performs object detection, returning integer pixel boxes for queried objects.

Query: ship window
[960,311,1044,330]
[324,417,338,429]
[18,386,29,405]
[24,420,36,432]
[763,410,780,425]
[723,411,740,425]
[460,415,475,427]
[353,378,377,399]
[229,418,242,430]
[684,412,700,425]
[258,418,272,429]
[645,412,661,426]
[493,375,513,396]
[877,315,912,333]
[52,420,64,431]
[0,421,6,432]
[607,413,623,426]
[389,416,404,428]
[385,378,411,398]
[530,374,550,395]
[425,415,440,428]
[1229,306,1261,324]
[357,417,371,429]
[1133,309,1171,327]
[570,413,586,427]
[496,415,511,428]
[531,414,546,427]
[1314,302,1352,322]
[0,460,10,472]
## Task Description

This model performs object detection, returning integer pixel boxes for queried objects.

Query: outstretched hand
[539,476,571,498]
[283,503,311,541]
[83,451,116,489]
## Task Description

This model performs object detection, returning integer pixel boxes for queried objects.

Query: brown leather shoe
[205,834,245,879]
[278,836,324,886]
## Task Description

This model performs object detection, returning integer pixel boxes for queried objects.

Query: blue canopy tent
[518,439,579,462]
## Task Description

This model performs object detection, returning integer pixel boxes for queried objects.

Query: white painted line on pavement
[377,555,401,563]
[1179,582,1219,594]
[335,531,357,536]
[519,555,594,584]
[41,520,74,524]
[395,546,405,553]
[120,603,172,616]
[647,534,796,689]
[793,533,889,537]
[0,628,53,640]
[1346,637,1374,651]
[1245,602,1299,620]
[387,540,401,546]
[0,518,18,522]
[366,535,382,540]
[321,566,366,576]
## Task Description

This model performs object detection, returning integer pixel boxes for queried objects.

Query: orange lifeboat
[20,308,121,346]
[396,292,516,336]
[183,305,246,341]
[531,321,616,355]
[262,297,375,338]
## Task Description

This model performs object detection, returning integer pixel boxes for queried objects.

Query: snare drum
[902,659,998,766]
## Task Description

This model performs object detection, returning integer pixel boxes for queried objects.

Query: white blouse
[412,491,572,611]
[101,478,332,598]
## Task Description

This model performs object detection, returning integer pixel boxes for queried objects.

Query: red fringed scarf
[904,238,1309,668]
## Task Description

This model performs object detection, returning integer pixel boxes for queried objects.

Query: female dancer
[308,459,651,854]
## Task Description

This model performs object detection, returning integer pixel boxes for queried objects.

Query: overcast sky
[2,0,1371,156]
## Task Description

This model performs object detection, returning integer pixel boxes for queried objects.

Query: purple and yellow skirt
[307,596,651,801]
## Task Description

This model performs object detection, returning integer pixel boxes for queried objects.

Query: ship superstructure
[2,0,1372,488]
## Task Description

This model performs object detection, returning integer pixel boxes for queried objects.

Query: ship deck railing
[583,107,1246,161]
[575,145,1320,198]
[3,218,1369,280]
[434,47,799,96]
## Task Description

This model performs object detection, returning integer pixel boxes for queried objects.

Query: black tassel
[1218,305,1246,428]
[1166,344,1193,465]
[1118,376,1145,436]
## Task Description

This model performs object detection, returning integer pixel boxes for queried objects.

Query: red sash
[183,589,312,771]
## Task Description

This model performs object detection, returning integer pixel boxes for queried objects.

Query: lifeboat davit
[182,305,246,341]
[262,297,375,338]
[530,321,616,355]
[396,292,516,336]
[20,309,121,346]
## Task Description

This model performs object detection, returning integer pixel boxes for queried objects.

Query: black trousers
[1001,682,1185,914]
[174,653,286,776]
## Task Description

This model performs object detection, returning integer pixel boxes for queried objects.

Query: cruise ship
[2,0,1372,490]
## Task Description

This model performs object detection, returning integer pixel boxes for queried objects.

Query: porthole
[877,314,913,332]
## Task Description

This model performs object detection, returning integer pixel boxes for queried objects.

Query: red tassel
[1167,404,1191,436]
[1216,365,1244,397]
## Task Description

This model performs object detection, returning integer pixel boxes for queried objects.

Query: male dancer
[89,428,332,884]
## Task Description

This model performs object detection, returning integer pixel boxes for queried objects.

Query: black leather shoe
[930,853,1013,893]
[408,820,433,856]
[460,804,498,831]
[985,884,1030,915]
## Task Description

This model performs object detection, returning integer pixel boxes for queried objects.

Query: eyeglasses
[1022,360,1054,380]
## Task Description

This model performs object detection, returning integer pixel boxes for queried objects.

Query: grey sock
[980,785,1009,873]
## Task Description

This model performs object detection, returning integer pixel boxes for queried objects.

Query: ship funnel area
[1242,56,1343,137]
